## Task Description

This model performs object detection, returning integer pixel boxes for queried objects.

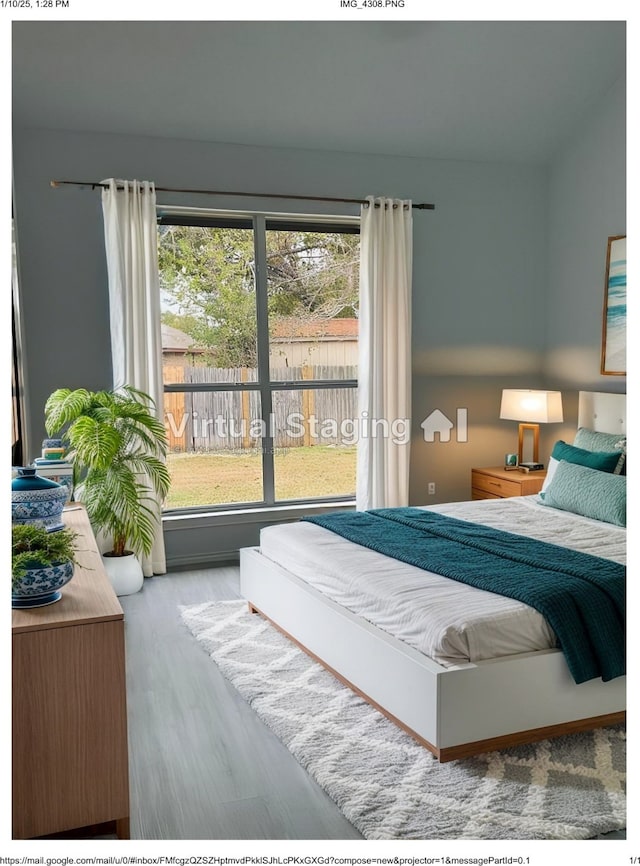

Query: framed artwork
[601,235,626,376]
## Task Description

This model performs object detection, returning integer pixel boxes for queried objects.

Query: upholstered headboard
[577,391,626,436]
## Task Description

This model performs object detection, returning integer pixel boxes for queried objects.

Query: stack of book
[518,462,544,472]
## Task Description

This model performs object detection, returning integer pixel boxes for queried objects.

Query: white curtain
[101,178,166,575]
[356,196,412,510]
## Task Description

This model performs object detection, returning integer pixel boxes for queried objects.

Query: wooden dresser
[471,466,547,500]
[12,506,130,839]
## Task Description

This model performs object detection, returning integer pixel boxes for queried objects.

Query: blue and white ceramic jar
[12,559,75,608]
[11,468,68,532]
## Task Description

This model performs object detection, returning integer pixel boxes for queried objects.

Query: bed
[239,391,626,761]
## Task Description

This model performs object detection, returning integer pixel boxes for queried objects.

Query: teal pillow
[551,440,622,474]
[541,460,626,527]
[574,427,625,452]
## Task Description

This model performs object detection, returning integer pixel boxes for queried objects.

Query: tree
[158,224,359,367]
[159,225,257,366]
[266,230,359,320]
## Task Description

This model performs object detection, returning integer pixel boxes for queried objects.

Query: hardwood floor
[120,567,625,842]
[120,566,361,840]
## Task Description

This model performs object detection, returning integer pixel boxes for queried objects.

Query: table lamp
[500,389,563,468]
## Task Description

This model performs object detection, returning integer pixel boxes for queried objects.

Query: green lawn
[164,445,357,509]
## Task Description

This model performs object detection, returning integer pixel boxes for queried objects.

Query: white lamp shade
[500,390,563,424]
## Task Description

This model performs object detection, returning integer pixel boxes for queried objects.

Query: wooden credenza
[12,506,130,839]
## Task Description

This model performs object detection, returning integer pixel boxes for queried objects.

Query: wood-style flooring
[120,566,361,840]
[120,567,626,842]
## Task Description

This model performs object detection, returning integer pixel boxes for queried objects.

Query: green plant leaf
[12,524,79,586]
[67,416,121,468]
[129,461,171,502]
[44,384,169,557]
[44,388,93,435]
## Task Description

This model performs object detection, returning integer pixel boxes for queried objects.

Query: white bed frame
[240,391,626,761]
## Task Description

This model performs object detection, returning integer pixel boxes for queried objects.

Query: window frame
[158,208,360,515]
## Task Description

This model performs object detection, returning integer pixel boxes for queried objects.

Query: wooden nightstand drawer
[472,472,522,498]
[472,488,501,500]
[471,467,547,500]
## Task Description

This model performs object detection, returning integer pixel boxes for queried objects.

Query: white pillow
[540,456,559,493]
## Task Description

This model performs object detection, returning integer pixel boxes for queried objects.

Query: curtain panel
[356,196,412,510]
[101,178,166,575]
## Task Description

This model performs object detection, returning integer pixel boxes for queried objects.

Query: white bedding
[259,496,626,667]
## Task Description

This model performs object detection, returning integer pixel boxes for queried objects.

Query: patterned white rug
[180,599,626,840]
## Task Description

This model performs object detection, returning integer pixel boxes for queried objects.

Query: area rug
[180,599,626,840]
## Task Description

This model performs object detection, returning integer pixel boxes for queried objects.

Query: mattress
[259,496,626,667]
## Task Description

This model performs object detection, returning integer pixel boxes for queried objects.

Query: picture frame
[600,235,626,376]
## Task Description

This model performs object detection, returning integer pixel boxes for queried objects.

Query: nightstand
[471,466,547,500]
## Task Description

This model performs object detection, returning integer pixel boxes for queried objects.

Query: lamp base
[518,423,540,464]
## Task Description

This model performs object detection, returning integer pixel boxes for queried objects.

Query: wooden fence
[164,365,358,451]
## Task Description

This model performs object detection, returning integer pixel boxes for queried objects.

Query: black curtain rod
[50,180,435,210]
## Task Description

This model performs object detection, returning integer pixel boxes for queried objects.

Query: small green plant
[12,524,79,588]
[45,385,171,558]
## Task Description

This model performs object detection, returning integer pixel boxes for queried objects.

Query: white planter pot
[102,552,144,596]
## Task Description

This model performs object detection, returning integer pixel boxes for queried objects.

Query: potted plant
[12,523,79,608]
[44,385,171,595]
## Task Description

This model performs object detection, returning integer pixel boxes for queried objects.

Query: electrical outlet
[428,482,436,495]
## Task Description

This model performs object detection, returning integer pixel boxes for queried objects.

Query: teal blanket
[303,508,625,684]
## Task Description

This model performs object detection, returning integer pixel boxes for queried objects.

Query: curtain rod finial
[50,181,59,188]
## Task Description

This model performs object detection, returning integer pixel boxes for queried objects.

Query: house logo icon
[421,408,468,443]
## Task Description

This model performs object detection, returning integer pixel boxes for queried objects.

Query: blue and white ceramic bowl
[12,468,68,531]
[12,560,75,608]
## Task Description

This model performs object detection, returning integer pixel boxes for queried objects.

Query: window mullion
[253,214,275,505]
[268,380,358,391]
[163,382,259,393]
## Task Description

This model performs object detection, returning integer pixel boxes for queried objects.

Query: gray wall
[540,74,626,457]
[11,101,622,563]
[544,75,626,392]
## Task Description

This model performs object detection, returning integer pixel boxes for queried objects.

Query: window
[158,211,360,511]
